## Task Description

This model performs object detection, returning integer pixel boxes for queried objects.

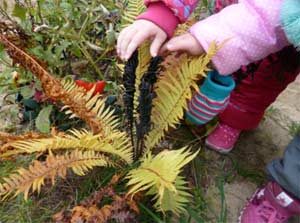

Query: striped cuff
[186,70,235,125]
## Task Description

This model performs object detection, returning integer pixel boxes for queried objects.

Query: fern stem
[77,42,105,80]
[139,203,164,223]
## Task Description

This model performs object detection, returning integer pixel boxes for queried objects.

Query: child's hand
[117,20,167,60]
[161,33,204,56]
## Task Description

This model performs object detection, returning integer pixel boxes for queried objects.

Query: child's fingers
[119,29,136,60]
[125,31,150,60]
[165,34,204,56]
[150,32,167,57]
[117,27,130,56]
[159,41,169,55]
[166,35,188,51]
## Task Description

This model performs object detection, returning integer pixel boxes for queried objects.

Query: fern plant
[121,44,219,213]
[0,0,222,217]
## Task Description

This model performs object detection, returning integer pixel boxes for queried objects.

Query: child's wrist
[137,2,179,38]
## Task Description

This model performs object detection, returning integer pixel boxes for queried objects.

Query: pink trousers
[219,47,299,130]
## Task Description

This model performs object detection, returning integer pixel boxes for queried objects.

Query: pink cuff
[137,2,179,38]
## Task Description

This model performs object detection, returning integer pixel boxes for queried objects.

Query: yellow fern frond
[145,43,220,150]
[175,18,198,35]
[121,0,146,28]
[0,150,113,200]
[2,129,133,164]
[126,147,199,214]
[149,176,191,214]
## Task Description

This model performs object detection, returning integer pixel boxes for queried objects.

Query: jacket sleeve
[138,0,199,38]
[190,0,290,75]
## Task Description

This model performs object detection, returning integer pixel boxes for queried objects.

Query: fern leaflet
[0,150,113,200]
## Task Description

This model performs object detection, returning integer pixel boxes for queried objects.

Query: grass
[288,121,300,137]
[264,106,279,119]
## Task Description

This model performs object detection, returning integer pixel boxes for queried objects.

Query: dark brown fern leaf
[123,50,139,148]
[0,34,103,134]
[136,56,162,157]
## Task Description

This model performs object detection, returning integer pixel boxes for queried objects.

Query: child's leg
[185,70,235,126]
[266,134,300,200]
[206,48,299,152]
[219,60,298,131]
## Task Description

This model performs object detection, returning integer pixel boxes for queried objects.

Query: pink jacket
[138,0,290,75]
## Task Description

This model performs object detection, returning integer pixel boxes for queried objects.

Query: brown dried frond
[0,131,49,144]
[0,34,103,134]
[71,205,113,223]
[0,128,63,157]
[0,18,30,47]
[53,174,139,223]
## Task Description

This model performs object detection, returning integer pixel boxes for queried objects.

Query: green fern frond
[145,43,220,150]
[0,150,113,200]
[2,129,133,164]
[121,0,146,28]
[126,147,199,214]
[149,176,191,214]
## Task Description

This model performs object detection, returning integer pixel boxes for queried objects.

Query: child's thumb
[166,36,188,52]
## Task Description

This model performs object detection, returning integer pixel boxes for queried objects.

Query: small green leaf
[20,86,35,99]
[35,80,43,91]
[33,33,44,42]
[22,99,40,110]
[0,44,4,53]
[71,44,83,58]
[29,45,44,57]
[12,4,27,21]
[2,1,8,11]
[54,40,70,56]
[187,209,205,223]
[35,105,53,133]
[106,23,116,46]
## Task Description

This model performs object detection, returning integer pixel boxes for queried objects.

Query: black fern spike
[136,56,162,157]
[123,50,139,150]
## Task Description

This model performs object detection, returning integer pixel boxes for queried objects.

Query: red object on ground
[75,80,105,96]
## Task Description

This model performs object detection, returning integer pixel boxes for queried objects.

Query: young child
[117,0,300,222]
